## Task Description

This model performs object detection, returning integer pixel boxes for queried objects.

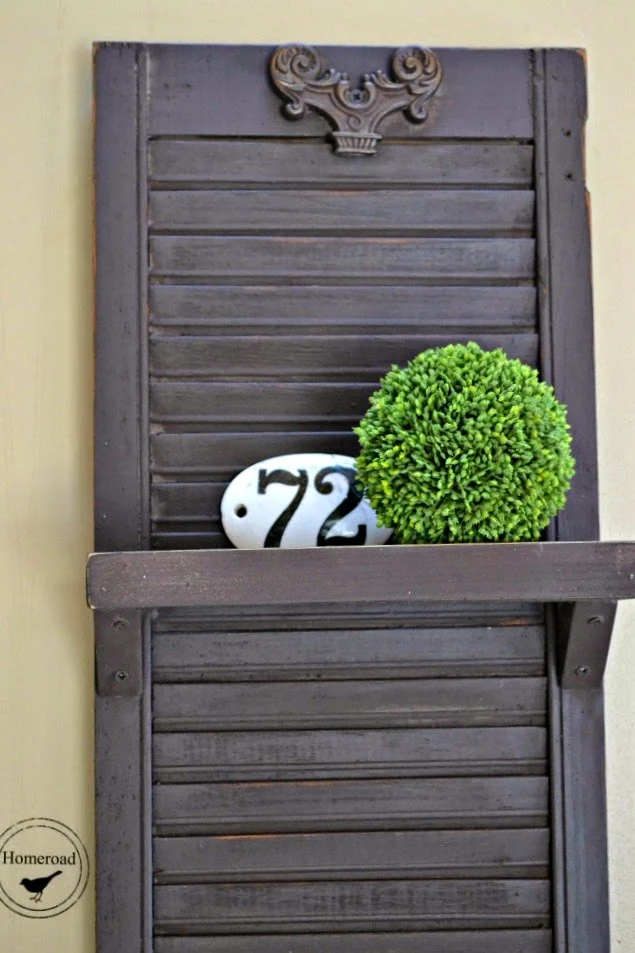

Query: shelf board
[87,540,635,611]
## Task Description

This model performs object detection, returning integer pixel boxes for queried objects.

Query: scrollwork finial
[269,43,442,156]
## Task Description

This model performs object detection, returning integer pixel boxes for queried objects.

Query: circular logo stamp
[0,818,89,918]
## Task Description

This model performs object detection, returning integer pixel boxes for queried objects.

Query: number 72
[257,466,367,548]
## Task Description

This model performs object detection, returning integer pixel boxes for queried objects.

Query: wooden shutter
[94,44,604,953]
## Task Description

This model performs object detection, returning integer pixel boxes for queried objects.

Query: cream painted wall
[0,1,634,949]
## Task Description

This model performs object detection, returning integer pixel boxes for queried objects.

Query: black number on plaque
[315,466,367,546]
[258,468,309,547]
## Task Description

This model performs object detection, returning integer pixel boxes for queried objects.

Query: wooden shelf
[88,540,635,692]
[87,540,635,610]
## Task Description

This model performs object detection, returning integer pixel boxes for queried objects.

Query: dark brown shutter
[94,44,605,953]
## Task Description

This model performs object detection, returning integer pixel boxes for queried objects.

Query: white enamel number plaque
[220,453,392,549]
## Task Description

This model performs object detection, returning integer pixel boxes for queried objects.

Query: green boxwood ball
[355,342,575,543]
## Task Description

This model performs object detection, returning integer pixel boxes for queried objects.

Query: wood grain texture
[150,235,535,282]
[152,726,547,782]
[95,697,144,953]
[150,140,533,188]
[153,828,549,883]
[149,139,534,187]
[539,50,608,953]
[154,600,543,629]
[147,47,533,139]
[545,609,567,950]
[153,878,550,934]
[150,382,376,429]
[150,189,534,235]
[153,776,549,835]
[154,930,553,953]
[149,284,537,332]
[152,624,546,682]
[151,432,358,480]
[94,44,145,554]
[542,51,598,542]
[151,482,226,521]
[93,43,149,953]
[87,542,635,610]
[561,689,609,952]
[149,333,538,381]
[153,677,547,730]
[151,528,228,549]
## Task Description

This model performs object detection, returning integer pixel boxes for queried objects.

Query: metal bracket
[95,609,143,697]
[558,600,617,688]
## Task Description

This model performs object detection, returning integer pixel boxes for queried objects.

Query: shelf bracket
[95,609,144,697]
[558,600,618,689]
[86,541,635,691]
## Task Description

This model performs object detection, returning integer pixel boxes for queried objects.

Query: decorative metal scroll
[269,44,442,156]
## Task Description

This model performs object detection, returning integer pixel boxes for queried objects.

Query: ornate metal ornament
[269,44,443,156]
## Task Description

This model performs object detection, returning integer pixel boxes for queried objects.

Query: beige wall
[1,0,634,949]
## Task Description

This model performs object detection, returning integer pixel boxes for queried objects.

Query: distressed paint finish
[147,47,533,138]
[153,933,553,953]
[153,828,550,882]
[93,42,611,953]
[94,43,152,953]
[87,540,635,609]
[537,49,609,953]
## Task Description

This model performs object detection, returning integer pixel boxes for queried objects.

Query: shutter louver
[151,612,551,946]
[148,136,537,550]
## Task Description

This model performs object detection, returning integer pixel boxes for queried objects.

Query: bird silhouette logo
[19,870,62,902]
[0,818,89,918]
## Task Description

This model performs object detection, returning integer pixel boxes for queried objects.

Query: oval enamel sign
[220,453,392,549]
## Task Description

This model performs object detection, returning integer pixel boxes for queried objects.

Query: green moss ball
[355,342,575,543]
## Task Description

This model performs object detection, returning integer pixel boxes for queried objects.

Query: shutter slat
[150,381,373,430]
[152,624,546,681]
[152,482,226,521]
[150,189,534,235]
[153,879,550,934]
[150,236,535,282]
[154,828,549,883]
[149,140,534,187]
[153,726,547,782]
[149,334,538,381]
[154,930,553,953]
[149,284,537,333]
[151,432,358,479]
[153,677,547,730]
[153,776,549,834]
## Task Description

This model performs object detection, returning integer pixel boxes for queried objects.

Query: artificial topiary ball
[355,342,575,543]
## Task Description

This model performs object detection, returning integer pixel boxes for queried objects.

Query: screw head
[114,670,129,683]
[576,665,590,677]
